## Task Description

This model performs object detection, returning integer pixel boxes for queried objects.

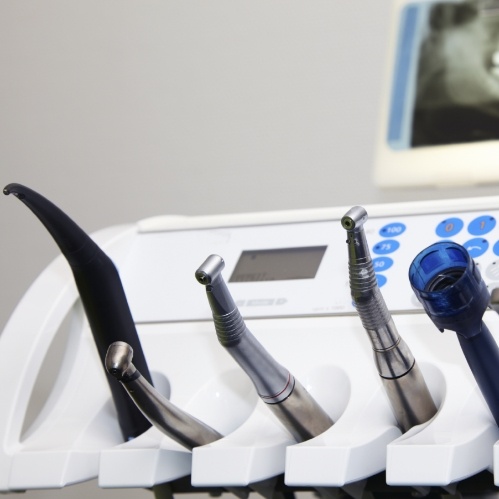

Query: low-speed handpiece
[4,182,152,440]
[106,342,223,449]
[409,241,499,425]
[195,254,333,442]
[342,206,437,432]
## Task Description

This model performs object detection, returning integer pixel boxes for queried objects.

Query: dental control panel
[3,195,499,495]
[122,203,499,323]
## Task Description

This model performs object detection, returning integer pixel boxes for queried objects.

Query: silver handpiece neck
[342,207,400,353]
[196,254,334,441]
[105,342,222,449]
[196,255,291,401]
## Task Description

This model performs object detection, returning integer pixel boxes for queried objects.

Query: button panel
[368,212,499,299]
[122,207,499,322]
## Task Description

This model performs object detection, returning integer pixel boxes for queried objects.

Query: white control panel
[121,204,499,323]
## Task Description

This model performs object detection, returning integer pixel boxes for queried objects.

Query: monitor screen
[375,0,499,187]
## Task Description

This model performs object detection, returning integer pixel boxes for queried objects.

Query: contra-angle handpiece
[195,254,333,442]
[409,241,499,426]
[4,183,152,441]
[342,206,437,432]
[106,342,223,449]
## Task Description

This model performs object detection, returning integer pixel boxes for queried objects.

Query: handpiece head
[341,206,368,231]
[196,254,236,316]
[409,242,489,337]
[106,342,136,381]
[195,254,225,286]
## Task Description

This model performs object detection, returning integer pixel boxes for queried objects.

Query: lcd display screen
[229,246,327,282]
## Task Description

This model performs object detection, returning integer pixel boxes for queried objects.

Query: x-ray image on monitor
[375,0,499,187]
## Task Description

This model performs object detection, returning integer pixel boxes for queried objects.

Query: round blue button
[373,257,393,272]
[436,218,464,238]
[464,238,489,258]
[376,274,387,287]
[379,222,406,238]
[372,240,400,255]
[468,215,496,236]
[493,241,499,256]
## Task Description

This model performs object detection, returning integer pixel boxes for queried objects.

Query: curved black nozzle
[4,183,152,440]
[410,241,499,425]
[4,183,100,267]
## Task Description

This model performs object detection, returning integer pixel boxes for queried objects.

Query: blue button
[468,215,496,236]
[436,218,464,238]
[373,240,400,255]
[373,257,394,272]
[493,241,499,256]
[376,274,387,287]
[379,222,406,238]
[464,238,489,258]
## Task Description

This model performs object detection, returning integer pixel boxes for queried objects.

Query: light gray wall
[1,1,498,497]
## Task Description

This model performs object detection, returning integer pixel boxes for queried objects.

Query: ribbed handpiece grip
[355,290,392,333]
[349,261,391,334]
[213,308,246,347]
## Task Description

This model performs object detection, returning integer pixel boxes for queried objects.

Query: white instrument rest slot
[100,321,258,488]
[9,331,122,489]
[0,225,135,492]
[492,437,499,485]
[386,313,499,486]
[191,401,295,486]
[387,370,498,485]
[284,377,401,486]
[99,427,191,488]
[193,317,369,487]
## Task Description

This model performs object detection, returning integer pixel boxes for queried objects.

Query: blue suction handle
[409,242,499,425]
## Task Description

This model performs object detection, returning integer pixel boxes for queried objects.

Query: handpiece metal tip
[195,254,225,285]
[341,206,368,231]
[105,341,134,380]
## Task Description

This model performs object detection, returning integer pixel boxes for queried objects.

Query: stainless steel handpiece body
[106,342,222,449]
[490,288,499,316]
[195,254,333,442]
[341,206,437,432]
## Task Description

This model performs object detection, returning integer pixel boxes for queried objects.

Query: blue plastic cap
[409,242,489,337]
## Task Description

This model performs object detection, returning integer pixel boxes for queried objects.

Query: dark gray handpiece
[342,206,437,432]
[4,183,152,441]
[195,254,333,442]
[106,342,223,449]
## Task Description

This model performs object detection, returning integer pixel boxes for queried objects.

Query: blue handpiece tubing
[457,321,499,426]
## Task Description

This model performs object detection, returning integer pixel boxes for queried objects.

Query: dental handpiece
[410,241,499,426]
[342,206,437,432]
[106,342,223,449]
[195,255,333,442]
